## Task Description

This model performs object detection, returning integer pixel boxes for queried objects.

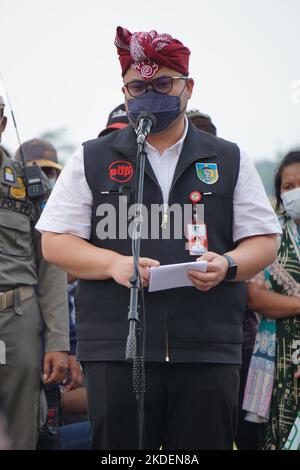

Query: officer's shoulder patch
[4,166,15,184]
[9,177,27,200]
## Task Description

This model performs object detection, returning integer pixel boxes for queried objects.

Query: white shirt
[145,117,188,205]
[36,123,282,242]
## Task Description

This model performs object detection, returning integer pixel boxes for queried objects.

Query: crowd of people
[0,25,299,451]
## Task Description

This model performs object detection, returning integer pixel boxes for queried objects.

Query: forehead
[281,162,300,181]
[123,66,182,82]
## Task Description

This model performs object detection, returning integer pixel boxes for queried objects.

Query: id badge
[187,223,208,256]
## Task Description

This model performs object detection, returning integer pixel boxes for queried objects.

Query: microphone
[136,112,157,144]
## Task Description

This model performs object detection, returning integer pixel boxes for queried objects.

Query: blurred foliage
[254,151,285,197]
[38,127,76,164]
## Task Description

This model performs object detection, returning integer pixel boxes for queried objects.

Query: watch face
[224,255,238,281]
[228,264,238,280]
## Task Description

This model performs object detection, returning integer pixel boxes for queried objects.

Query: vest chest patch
[195,163,219,185]
[109,160,134,183]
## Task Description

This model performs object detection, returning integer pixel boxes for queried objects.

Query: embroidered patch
[195,163,219,185]
[134,60,159,79]
[0,195,31,216]
[109,160,134,183]
[9,177,27,200]
[4,167,15,183]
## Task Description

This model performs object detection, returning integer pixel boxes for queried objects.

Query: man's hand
[43,351,68,384]
[64,355,84,391]
[187,251,229,292]
[110,255,160,288]
[295,366,300,379]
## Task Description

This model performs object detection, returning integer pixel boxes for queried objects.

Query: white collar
[146,115,189,154]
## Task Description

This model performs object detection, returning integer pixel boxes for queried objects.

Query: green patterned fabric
[262,217,300,450]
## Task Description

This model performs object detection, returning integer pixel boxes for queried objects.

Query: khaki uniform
[0,149,69,449]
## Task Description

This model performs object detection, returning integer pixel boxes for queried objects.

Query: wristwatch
[222,254,238,281]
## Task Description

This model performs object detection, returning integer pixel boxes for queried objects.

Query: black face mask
[127,90,184,133]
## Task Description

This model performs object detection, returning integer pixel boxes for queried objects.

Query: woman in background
[247,151,300,450]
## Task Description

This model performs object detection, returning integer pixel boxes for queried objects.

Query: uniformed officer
[14,138,63,188]
[14,138,83,392]
[0,96,70,449]
[37,27,282,450]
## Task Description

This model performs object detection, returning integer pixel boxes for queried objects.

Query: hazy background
[1,0,300,190]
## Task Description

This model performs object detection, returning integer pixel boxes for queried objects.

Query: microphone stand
[126,131,148,450]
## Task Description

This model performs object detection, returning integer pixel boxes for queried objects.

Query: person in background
[14,138,63,187]
[98,103,129,137]
[0,97,70,450]
[14,138,83,449]
[246,151,300,450]
[187,107,260,449]
[186,109,217,136]
[14,138,82,389]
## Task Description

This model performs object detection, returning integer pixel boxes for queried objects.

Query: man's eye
[156,79,171,88]
[131,82,144,90]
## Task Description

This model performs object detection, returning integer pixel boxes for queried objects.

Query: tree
[38,127,76,164]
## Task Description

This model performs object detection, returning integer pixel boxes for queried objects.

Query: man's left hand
[187,251,229,292]
[43,351,68,384]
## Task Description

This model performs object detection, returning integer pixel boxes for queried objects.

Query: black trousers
[83,361,239,450]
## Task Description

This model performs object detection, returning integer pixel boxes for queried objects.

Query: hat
[115,26,190,78]
[98,104,129,137]
[0,95,5,110]
[186,109,217,136]
[14,138,63,171]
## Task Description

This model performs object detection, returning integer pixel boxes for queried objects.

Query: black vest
[76,123,247,363]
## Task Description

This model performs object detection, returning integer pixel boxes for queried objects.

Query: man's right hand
[110,255,160,288]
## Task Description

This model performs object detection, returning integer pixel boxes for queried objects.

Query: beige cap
[14,138,63,171]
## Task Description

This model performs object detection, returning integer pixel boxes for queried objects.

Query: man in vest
[37,27,281,450]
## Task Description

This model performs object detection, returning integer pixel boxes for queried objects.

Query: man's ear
[186,78,194,99]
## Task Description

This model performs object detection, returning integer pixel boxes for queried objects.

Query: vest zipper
[161,211,168,230]
[165,328,170,362]
[114,149,170,362]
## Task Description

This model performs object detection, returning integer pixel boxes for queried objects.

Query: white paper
[148,261,208,292]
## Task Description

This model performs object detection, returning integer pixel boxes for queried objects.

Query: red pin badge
[189,191,202,204]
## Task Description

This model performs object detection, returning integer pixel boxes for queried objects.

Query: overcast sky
[1,0,300,162]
